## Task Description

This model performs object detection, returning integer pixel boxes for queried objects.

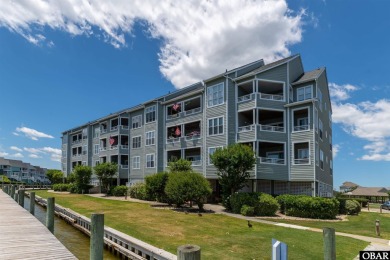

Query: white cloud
[23,146,61,162]
[0,0,304,88]
[10,146,22,152]
[10,153,24,158]
[23,147,45,154]
[29,154,42,159]
[332,144,340,158]
[16,127,54,140]
[329,83,358,101]
[0,152,9,157]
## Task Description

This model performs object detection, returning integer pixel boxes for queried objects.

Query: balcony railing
[237,93,254,103]
[238,125,255,133]
[100,147,107,151]
[121,145,129,150]
[101,128,107,134]
[184,107,201,116]
[72,139,81,144]
[293,125,309,131]
[110,145,118,150]
[260,124,284,132]
[121,165,129,169]
[294,158,310,164]
[110,126,118,131]
[191,160,202,166]
[259,92,284,101]
[167,137,181,143]
[259,157,285,164]
[185,131,201,140]
[167,113,180,120]
[121,125,129,130]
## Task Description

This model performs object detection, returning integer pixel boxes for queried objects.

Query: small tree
[93,162,118,194]
[145,172,169,202]
[210,144,255,197]
[71,165,92,194]
[46,169,64,184]
[0,175,10,184]
[165,172,212,210]
[168,158,193,173]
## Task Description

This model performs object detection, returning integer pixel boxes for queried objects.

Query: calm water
[23,196,118,260]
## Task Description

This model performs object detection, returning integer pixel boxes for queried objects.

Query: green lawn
[34,191,368,259]
[262,212,390,240]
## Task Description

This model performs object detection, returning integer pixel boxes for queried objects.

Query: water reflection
[23,196,118,260]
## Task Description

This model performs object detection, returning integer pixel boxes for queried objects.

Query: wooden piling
[30,192,35,215]
[46,197,55,234]
[177,244,201,260]
[14,192,18,203]
[323,227,336,260]
[18,189,24,207]
[90,213,104,260]
[10,185,15,198]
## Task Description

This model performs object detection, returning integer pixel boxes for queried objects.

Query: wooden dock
[0,190,76,260]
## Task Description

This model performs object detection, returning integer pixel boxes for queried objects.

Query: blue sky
[0,0,389,189]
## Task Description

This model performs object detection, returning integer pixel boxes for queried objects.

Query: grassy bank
[35,191,368,259]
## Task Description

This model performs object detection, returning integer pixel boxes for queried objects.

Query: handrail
[293,125,309,131]
[238,125,254,132]
[294,158,310,164]
[260,124,284,132]
[184,107,201,116]
[259,157,285,164]
[259,92,284,101]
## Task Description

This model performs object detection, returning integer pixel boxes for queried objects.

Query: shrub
[111,185,128,196]
[277,195,339,219]
[129,183,147,200]
[145,172,169,202]
[53,183,71,192]
[345,200,361,215]
[256,193,279,216]
[165,171,212,210]
[229,192,260,214]
[241,205,255,216]
[338,197,368,213]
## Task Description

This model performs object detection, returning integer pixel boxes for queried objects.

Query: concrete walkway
[87,194,390,253]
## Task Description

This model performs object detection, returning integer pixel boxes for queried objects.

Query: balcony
[184,121,201,140]
[258,80,284,102]
[185,148,202,167]
[167,97,202,120]
[259,92,283,101]
[258,141,285,165]
[238,125,255,133]
[293,142,310,165]
[293,108,309,132]
[259,109,284,133]
[167,125,182,143]
[100,147,107,152]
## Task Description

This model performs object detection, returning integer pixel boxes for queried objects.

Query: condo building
[0,157,49,184]
[61,54,333,197]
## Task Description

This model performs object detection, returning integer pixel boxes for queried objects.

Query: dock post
[177,245,201,260]
[14,192,18,202]
[18,189,25,207]
[11,185,15,198]
[30,192,35,215]
[46,197,55,234]
[5,185,9,195]
[90,213,104,260]
[323,227,336,260]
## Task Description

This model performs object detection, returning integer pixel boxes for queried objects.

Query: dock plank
[0,190,76,260]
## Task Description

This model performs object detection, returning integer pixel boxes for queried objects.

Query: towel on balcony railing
[175,126,181,136]
[173,103,181,111]
[109,136,116,145]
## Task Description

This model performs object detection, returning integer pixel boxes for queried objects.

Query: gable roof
[292,68,325,85]
[340,181,359,188]
[348,187,389,197]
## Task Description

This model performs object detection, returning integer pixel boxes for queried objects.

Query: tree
[71,165,92,194]
[145,172,169,202]
[93,162,118,194]
[210,143,255,197]
[46,169,64,184]
[168,158,193,173]
[165,171,212,210]
[0,175,10,184]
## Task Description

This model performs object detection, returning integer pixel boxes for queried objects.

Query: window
[318,88,323,111]
[132,136,141,149]
[207,83,224,107]
[208,147,222,165]
[146,131,155,146]
[297,86,312,101]
[95,160,100,166]
[132,156,140,169]
[297,117,308,127]
[208,117,223,135]
[320,149,324,170]
[82,145,87,155]
[132,115,142,129]
[145,106,156,123]
[94,144,99,155]
[94,128,100,138]
[319,119,323,139]
[146,154,155,168]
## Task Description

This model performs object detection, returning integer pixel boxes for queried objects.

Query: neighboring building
[346,187,389,203]
[0,157,49,184]
[339,181,360,193]
[61,54,333,197]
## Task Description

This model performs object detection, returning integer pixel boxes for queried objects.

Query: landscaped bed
[34,190,368,259]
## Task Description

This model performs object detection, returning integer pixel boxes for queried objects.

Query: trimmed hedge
[53,183,71,192]
[112,185,128,196]
[338,197,368,213]
[229,192,279,216]
[345,200,361,215]
[129,183,148,200]
[277,194,339,219]
[241,205,255,216]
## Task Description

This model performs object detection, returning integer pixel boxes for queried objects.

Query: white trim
[132,156,140,169]
[145,131,155,146]
[206,82,225,108]
[131,115,142,129]
[207,116,224,136]
[258,140,286,165]
[145,153,156,168]
[131,135,142,149]
[296,85,313,102]
[144,105,157,124]
[255,78,286,102]
[292,140,311,165]
[292,106,310,132]
[257,107,286,133]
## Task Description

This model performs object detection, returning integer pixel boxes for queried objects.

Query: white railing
[110,145,118,150]
[184,107,201,116]
[100,147,107,151]
[167,137,181,143]
[185,131,201,140]
[191,160,202,166]
[72,139,81,144]
[259,157,285,164]
[294,158,310,164]
[259,92,284,101]
[121,145,129,150]
[167,113,180,120]
[237,93,254,103]
[101,128,107,134]
[293,125,309,131]
[121,165,129,169]
[238,125,254,132]
[121,125,129,130]
[260,125,284,132]
[111,126,118,131]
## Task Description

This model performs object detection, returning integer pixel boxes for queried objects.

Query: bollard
[30,192,35,215]
[380,206,382,214]
[18,189,25,207]
[323,227,336,260]
[177,244,201,260]
[46,197,55,234]
[90,213,104,260]
[367,202,370,211]
[11,185,15,198]
[376,220,380,236]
